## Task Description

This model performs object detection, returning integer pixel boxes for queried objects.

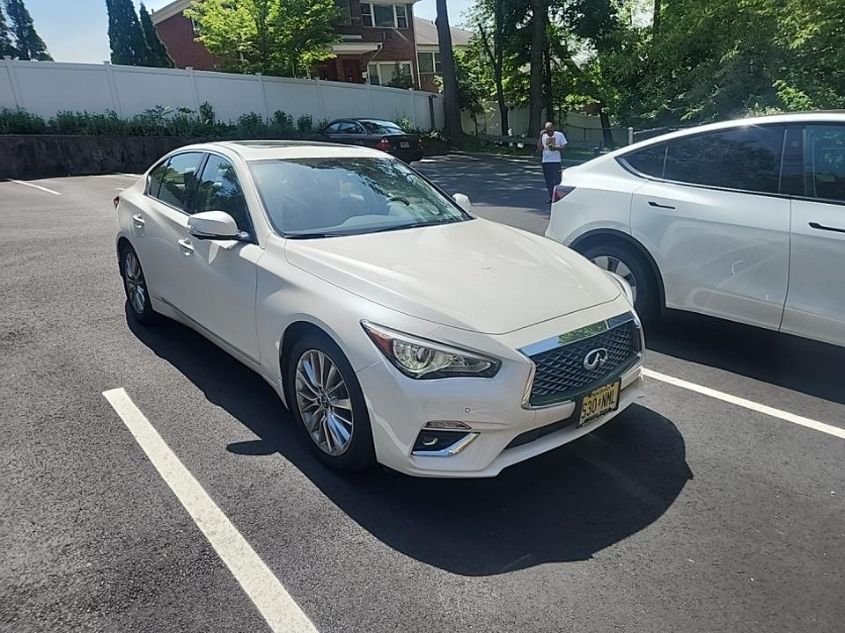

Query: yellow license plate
[577,380,621,428]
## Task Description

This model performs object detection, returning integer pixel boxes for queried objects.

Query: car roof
[608,111,845,158]
[174,140,388,161]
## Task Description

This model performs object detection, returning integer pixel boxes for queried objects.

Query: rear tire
[580,241,660,323]
[285,332,376,472]
[120,244,158,325]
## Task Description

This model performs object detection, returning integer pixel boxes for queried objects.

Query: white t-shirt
[540,131,568,163]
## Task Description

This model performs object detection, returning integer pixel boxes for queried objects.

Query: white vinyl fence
[0,59,445,129]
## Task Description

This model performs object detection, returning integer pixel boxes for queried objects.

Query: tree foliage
[139,3,174,68]
[106,0,152,66]
[465,0,845,130]
[185,0,339,77]
[3,0,51,61]
[0,3,14,58]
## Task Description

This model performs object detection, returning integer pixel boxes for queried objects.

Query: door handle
[648,201,676,210]
[809,221,845,234]
[177,238,195,255]
[132,214,145,227]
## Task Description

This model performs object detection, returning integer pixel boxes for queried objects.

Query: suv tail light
[376,138,391,151]
[552,185,575,203]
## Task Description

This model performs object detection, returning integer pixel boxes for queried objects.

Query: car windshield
[360,120,405,135]
[250,157,471,238]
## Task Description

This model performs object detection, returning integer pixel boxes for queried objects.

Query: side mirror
[452,193,472,212]
[188,211,242,240]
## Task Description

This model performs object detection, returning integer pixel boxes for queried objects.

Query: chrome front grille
[522,313,642,408]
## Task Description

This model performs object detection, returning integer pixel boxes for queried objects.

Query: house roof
[413,18,473,48]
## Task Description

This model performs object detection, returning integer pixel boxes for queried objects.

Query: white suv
[546,113,845,347]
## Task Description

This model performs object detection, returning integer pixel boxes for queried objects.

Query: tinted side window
[146,159,168,198]
[193,155,252,233]
[805,125,845,203]
[621,143,667,178]
[324,122,342,134]
[664,125,786,194]
[157,152,204,210]
[338,121,363,134]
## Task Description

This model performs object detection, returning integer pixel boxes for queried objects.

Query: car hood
[285,219,620,335]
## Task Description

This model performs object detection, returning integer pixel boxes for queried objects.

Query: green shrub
[296,114,313,133]
[0,108,47,134]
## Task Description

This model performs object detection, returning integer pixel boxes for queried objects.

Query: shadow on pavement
[129,310,692,576]
[648,311,845,405]
[417,154,551,215]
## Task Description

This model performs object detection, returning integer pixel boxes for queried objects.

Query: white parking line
[102,388,318,633]
[116,173,141,179]
[643,368,845,440]
[9,179,61,195]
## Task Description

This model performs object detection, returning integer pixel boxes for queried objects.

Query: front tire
[120,244,158,324]
[286,332,376,472]
[580,242,659,323]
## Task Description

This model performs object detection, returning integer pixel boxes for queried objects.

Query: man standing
[538,122,568,203]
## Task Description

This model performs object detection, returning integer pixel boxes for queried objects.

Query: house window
[367,61,413,87]
[361,3,410,29]
[190,17,201,35]
[417,51,441,86]
[335,0,351,25]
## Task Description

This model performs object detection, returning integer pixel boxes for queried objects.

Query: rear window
[805,124,845,203]
[155,152,204,210]
[621,143,667,178]
[360,120,405,135]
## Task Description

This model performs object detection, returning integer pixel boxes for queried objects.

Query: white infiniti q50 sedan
[115,141,644,477]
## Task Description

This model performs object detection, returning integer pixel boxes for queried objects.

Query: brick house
[150,0,471,92]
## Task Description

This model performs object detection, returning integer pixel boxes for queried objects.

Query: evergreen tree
[0,4,14,58]
[139,2,173,68]
[3,0,51,61]
[105,0,151,66]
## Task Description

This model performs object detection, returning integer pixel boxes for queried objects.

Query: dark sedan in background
[318,118,424,162]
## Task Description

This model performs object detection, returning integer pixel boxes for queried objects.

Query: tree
[186,0,338,77]
[435,0,464,143]
[139,2,173,68]
[106,0,151,66]
[3,0,51,61]
[0,4,14,58]
[475,0,510,133]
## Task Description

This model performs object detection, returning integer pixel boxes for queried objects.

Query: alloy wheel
[123,250,148,315]
[295,349,355,456]
[591,255,638,304]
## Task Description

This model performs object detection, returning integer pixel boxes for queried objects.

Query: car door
[781,123,845,346]
[179,153,262,363]
[627,124,790,330]
[140,151,206,310]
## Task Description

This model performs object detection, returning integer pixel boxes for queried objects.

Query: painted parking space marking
[116,173,141,178]
[9,179,62,195]
[103,388,318,633]
[643,368,845,440]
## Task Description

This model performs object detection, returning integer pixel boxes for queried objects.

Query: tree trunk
[652,0,661,38]
[542,24,553,122]
[528,0,547,138]
[599,103,614,149]
[435,0,463,144]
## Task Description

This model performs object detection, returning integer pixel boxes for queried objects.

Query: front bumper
[356,297,644,477]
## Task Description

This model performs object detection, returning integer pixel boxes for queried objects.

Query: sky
[21,0,473,64]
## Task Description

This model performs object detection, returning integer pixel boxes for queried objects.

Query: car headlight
[361,321,500,379]
[607,271,634,305]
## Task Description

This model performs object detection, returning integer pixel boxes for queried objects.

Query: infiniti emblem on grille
[583,348,609,370]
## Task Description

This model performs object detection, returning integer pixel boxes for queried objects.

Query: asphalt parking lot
[1,154,843,633]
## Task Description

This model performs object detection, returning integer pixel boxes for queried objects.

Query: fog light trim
[411,430,479,457]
